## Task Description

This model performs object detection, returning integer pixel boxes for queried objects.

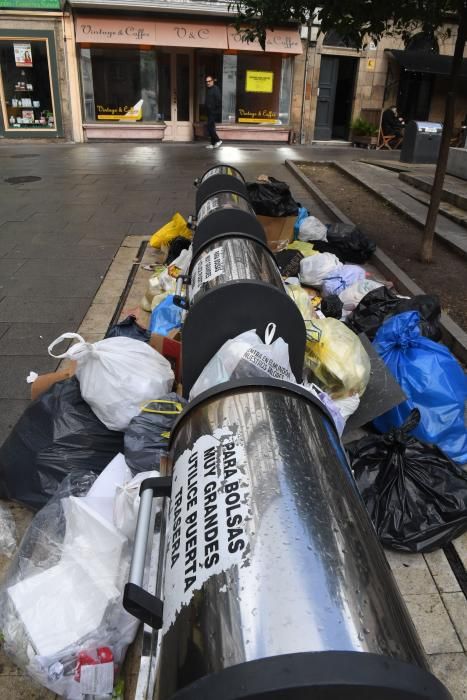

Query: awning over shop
[74,15,302,54]
[386,49,467,78]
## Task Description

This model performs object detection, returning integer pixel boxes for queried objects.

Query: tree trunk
[421,5,467,263]
[421,6,467,262]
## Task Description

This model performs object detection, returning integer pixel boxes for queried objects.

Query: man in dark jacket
[205,75,222,149]
[382,105,405,145]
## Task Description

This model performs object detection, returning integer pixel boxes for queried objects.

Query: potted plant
[350,117,379,148]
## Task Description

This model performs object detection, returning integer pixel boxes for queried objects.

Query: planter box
[351,133,378,149]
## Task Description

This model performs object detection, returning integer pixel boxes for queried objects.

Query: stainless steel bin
[194,165,248,212]
[124,380,452,700]
[400,121,443,164]
[194,191,266,256]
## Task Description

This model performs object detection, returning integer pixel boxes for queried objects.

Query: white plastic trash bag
[49,333,174,431]
[300,253,342,287]
[190,323,294,400]
[321,265,366,298]
[0,468,141,700]
[339,279,384,317]
[298,216,328,242]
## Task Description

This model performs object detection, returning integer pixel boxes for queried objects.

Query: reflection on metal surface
[197,191,254,225]
[189,237,284,305]
[152,386,426,699]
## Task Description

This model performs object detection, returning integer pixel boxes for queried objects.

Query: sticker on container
[190,246,224,298]
[163,430,251,631]
[241,347,293,381]
[80,662,114,695]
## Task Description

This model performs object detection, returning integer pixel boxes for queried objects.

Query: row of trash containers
[124,165,452,699]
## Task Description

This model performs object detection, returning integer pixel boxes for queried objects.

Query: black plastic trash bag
[166,236,192,265]
[274,249,303,277]
[389,295,442,342]
[105,314,151,342]
[347,288,442,341]
[124,393,186,474]
[0,377,124,510]
[348,410,467,553]
[347,286,400,339]
[320,295,344,319]
[313,223,376,263]
[246,177,300,217]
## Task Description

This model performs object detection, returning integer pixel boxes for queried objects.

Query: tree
[233,0,467,263]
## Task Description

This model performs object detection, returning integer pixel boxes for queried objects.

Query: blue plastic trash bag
[294,207,309,238]
[373,311,467,464]
[149,295,183,335]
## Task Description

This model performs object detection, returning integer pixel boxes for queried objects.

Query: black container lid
[171,651,452,700]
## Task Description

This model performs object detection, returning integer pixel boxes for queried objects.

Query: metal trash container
[194,165,247,212]
[124,379,452,700]
[193,191,266,256]
[400,121,443,164]
[175,234,306,395]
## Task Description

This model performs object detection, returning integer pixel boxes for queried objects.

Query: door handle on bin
[123,476,172,629]
[173,274,190,310]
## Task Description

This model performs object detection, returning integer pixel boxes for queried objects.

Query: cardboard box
[257,215,296,253]
[150,330,182,384]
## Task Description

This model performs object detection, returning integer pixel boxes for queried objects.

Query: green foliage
[350,117,379,136]
[230,1,464,49]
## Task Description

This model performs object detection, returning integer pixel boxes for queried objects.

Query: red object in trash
[74,647,114,681]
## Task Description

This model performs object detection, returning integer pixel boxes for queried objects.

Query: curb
[334,162,467,259]
[285,159,467,364]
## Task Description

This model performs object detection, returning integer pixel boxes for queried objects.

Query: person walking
[205,75,222,149]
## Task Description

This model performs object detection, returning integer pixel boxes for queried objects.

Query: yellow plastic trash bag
[150,213,192,249]
[305,317,370,398]
[286,284,317,322]
[287,240,317,257]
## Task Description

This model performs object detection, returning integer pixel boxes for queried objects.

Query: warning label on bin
[163,429,251,631]
[190,246,224,298]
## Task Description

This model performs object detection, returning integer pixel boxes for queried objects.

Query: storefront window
[79,46,163,123]
[0,39,55,130]
[198,52,292,125]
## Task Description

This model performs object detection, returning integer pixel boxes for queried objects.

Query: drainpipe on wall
[299,22,311,144]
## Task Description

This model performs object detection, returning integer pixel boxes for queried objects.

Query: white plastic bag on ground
[0,502,16,557]
[300,252,342,287]
[0,470,140,700]
[114,470,158,539]
[49,334,174,431]
[303,381,345,436]
[321,265,366,297]
[298,216,328,242]
[190,323,294,400]
[339,278,384,317]
[334,394,361,421]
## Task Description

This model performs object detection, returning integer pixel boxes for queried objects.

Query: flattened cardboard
[343,333,406,436]
[257,214,295,253]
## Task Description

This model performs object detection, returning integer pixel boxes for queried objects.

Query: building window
[323,30,358,49]
[198,52,292,125]
[79,46,162,123]
[0,38,56,131]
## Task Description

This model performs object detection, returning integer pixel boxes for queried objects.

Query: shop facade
[69,11,302,142]
[0,0,74,139]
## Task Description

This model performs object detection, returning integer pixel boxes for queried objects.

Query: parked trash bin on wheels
[124,379,452,700]
[400,121,443,164]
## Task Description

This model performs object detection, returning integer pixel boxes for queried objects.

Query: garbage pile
[0,164,465,699]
